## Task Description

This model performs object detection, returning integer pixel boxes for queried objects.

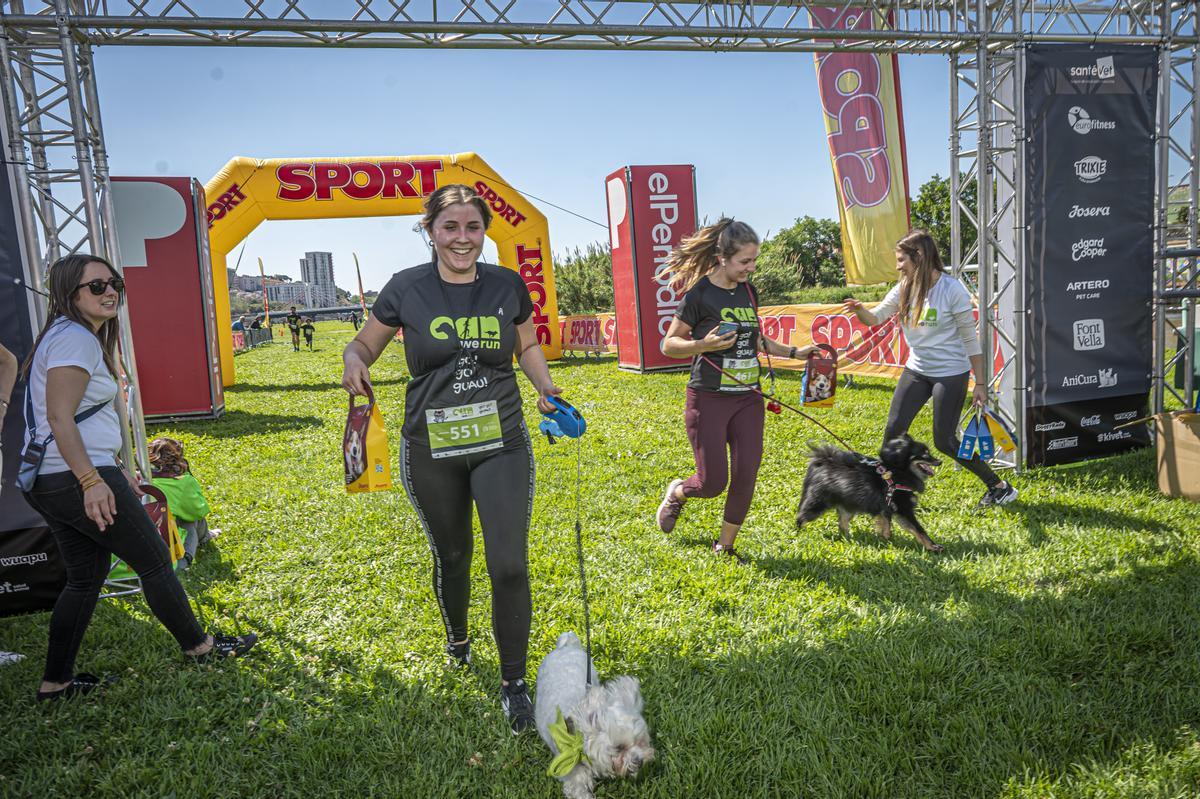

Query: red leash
[697,352,857,452]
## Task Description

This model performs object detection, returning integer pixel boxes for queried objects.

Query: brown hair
[420,184,493,234]
[664,218,759,292]
[22,254,122,378]
[895,229,948,327]
[148,437,189,477]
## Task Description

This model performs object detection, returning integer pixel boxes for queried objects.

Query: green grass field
[4,320,1200,798]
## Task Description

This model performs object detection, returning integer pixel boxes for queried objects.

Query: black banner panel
[1024,45,1158,467]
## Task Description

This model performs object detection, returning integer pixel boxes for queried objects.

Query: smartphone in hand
[715,321,740,337]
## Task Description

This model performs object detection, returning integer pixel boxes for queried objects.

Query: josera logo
[276,160,443,202]
[517,244,552,345]
[812,9,894,208]
[720,307,758,326]
[430,316,501,349]
[206,183,247,228]
[473,181,527,227]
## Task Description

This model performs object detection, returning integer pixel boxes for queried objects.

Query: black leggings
[884,369,1001,488]
[399,434,535,681]
[25,467,207,683]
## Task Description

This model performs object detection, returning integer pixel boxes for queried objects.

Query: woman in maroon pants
[656,219,814,563]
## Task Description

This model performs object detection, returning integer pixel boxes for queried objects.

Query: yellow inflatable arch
[204,152,561,386]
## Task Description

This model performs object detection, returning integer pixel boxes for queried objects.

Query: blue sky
[94,46,951,292]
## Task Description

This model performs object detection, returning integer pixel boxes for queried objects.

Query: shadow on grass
[162,410,324,438]
[1006,498,1173,549]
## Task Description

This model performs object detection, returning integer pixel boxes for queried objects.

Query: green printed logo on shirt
[429,316,502,349]
[720,307,758,326]
[918,305,939,326]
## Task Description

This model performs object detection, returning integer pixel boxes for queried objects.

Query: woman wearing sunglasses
[20,254,256,701]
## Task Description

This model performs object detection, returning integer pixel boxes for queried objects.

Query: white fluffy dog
[534,632,655,799]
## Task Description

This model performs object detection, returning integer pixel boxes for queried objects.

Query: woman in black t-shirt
[657,219,814,563]
[341,184,561,735]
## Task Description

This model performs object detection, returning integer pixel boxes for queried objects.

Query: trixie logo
[276,160,442,202]
[1069,204,1110,219]
[1035,421,1066,432]
[1047,436,1079,451]
[1068,106,1116,134]
[1075,156,1107,183]
[516,244,552,345]
[0,552,48,568]
[1073,319,1105,350]
[1081,415,1101,427]
[206,183,246,228]
[1070,56,1115,80]
[1098,430,1132,443]
[646,171,685,336]
[812,8,893,208]
[1072,237,1107,262]
[429,316,501,349]
[473,180,526,228]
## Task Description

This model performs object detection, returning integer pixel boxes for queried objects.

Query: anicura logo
[1098,368,1118,388]
[1074,156,1107,183]
[1047,436,1079,451]
[1068,106,1116,134]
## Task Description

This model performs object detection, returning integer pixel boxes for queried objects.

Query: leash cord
[698,352,858,452]
[572,433,593,685]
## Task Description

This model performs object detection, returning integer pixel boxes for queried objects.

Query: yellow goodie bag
[344,387,393,493]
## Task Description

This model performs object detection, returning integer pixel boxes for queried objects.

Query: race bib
[426,400,504,459]
[720,357,759,391]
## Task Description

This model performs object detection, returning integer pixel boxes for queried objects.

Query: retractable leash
[538,396,594,684]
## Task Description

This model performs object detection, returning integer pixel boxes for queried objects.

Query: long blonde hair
[665,218,759,291]
[895,229,948,326]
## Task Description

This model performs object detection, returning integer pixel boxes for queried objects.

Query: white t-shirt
[871,275,983,377]
[25,318,122,474]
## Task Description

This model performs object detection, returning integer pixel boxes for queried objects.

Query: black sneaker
[499,678,535,735]
[712,541,749,565]
[445,640,472,670]
[978,482,1019,508]
[190,633,258,663]
[36,672,117,702]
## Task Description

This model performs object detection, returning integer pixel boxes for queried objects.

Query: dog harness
[858,455,916,511]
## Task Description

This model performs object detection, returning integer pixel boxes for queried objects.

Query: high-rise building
[300,251,337,307]
[266,282,313,306]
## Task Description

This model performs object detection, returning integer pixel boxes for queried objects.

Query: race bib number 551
[426,401,504,458]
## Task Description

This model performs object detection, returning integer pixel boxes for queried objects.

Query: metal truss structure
[1,0,1197,471]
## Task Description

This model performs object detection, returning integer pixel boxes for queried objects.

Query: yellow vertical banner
[811,8,912,285]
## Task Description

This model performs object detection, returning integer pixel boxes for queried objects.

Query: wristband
[789,346,797,359]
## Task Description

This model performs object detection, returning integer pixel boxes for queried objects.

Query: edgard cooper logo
[1075,156,1107,183]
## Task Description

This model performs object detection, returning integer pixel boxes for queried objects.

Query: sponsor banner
[113,177,224,419]
[1026,395,1150,467]
[605,165,696,371]
[204,153,563,386]
[559,313,617,353]
[0,526,65,617]
[811,8,911,285]
[1024,46,1158,419]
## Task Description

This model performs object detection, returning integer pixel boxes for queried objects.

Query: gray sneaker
[656,479,686,533]
[979,482,1019,508]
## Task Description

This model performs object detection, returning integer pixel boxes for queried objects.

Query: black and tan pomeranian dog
[795,435,944,553]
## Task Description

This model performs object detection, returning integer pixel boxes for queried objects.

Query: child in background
[301,317,316,351]
[148,438,218,569]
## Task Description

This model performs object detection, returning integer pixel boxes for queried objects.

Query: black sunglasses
[75,277,125,296]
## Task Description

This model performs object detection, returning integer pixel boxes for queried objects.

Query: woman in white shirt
[20,254,256,701]
[843,230,1018,508]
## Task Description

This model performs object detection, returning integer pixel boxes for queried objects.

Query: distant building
[300,251,337,307]
[266,282,313,306]
[235,274,263,292]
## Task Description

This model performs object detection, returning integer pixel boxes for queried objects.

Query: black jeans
[884,369,1002,489]
[399,435,535,682]
[25,466,207,683]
